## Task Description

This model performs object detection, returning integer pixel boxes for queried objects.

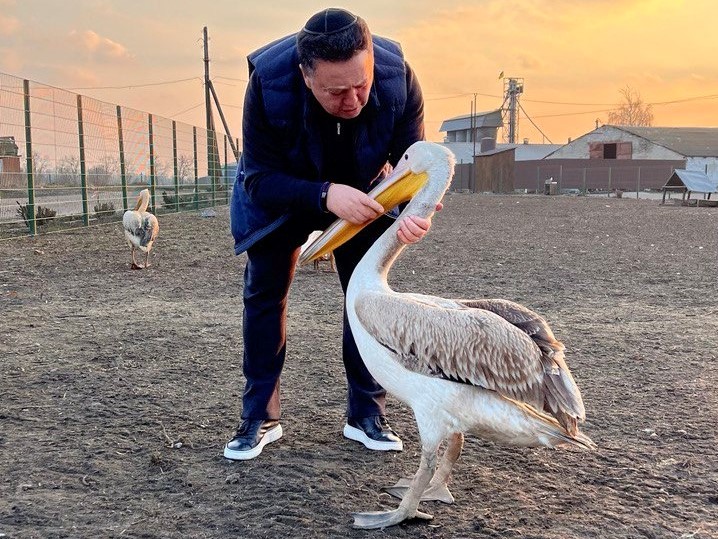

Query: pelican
[298,141,595,529]
[300,230,336,272]
[123,189,159,269]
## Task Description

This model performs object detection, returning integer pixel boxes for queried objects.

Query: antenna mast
[501,77,524,143]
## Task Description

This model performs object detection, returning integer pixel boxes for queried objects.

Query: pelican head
[298,141,455,265]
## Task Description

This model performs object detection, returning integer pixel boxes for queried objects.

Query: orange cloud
[0,14,19,35]
[69,30,133,60]
[0,46,22,71]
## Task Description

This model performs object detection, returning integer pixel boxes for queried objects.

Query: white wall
[546,126,684,160]
[686,157,718,181]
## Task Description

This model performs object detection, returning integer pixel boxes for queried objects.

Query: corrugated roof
[440,142,561,162]
[439,109,503,132]
[614,126,718,157]
[441,142,477,162]
[664,169,718,193]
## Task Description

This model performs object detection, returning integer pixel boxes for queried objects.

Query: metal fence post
[224,134,229,203]
[148,113,156,212]
[116,105,128,211]
[536,166,540,194]
[77,95,89,226]
[193,126,199,210]
[172,120,179,212]
[608,166,612,193]
[22,80,36,236]
[582,168,587,194]
[637,167,641,199]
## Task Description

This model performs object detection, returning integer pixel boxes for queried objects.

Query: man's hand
[397,202,443,244]
[326,184,384,224]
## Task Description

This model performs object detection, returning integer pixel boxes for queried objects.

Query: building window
[589,141,632,159]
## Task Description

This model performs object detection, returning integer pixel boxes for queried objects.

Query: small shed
[661,169,718,205]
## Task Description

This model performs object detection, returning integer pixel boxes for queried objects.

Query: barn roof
[614,126,718,157]
[439,109,503,132]
[663,169,718,193]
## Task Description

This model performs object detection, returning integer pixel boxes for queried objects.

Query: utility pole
[470,95,477,191]
[471,93,477,159]
[203,27,214,136]
[202,27,239,160]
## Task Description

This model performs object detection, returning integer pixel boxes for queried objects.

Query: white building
[545,125,718,181]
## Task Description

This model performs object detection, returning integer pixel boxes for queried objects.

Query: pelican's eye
[404,154,409,160]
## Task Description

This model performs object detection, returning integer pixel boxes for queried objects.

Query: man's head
[297,8,374,119]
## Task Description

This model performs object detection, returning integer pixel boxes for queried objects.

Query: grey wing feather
[457,298,586,429]
[139,214,159,247]
[355,292,546,408]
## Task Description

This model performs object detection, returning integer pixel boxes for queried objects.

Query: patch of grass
[93,201,116,219]
[16,201,57,228]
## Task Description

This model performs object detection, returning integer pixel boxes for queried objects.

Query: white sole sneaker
[343,423,403,451]
[223,423,283,461]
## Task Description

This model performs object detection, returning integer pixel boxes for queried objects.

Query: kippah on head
[303,8,358,35]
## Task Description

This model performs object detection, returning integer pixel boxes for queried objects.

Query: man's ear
[299,64,312,89]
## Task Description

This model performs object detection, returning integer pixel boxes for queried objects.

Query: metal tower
[501,77,524,143]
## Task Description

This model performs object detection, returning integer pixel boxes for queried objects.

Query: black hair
[296,8,372,72]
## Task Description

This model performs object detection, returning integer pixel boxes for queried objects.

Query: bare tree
[607,86,654,126]
[177,154,193,184]
[56,155,79,185]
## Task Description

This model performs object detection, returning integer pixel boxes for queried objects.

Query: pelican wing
[355,292,586,430]
[355,291,546,408]
[139,213,159,247]
[124,211,158,248]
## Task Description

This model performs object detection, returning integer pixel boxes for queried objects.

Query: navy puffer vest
[231,34,412,255]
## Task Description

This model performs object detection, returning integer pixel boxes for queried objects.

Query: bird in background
[299,141,595,529]
[122,189,159,269]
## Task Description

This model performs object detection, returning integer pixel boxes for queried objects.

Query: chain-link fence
[0,73,238,238]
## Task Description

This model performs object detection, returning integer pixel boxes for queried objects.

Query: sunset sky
[2,0,716,145]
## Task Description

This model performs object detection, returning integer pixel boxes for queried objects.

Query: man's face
[301,48,374,119]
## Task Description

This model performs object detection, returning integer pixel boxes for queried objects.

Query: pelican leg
[144,250,151,268]
[384,432,463,504]
[352,446,437,529]
[130,247,143,270]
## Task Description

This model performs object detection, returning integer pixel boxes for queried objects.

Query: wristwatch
[320,181,331,213]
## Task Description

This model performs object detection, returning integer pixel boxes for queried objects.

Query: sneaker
[343,416,403,451]
[224,419,283,461]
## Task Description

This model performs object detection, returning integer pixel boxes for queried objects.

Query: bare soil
[1,194,716,539]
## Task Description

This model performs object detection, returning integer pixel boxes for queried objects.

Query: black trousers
[240,214,394,421]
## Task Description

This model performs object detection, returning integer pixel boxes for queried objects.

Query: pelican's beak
[298,160,429,265]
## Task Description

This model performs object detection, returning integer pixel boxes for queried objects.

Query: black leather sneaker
[343,416,403,451]
[224,419,283,461]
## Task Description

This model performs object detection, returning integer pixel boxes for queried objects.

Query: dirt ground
[1,194,716,539]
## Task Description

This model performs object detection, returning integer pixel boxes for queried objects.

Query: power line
[67,76,201,91]
[651,93,718,105]
[214,75,249,83]
[531,108,615,119]
[424,92,497,101]
[518,102,553,143]
[170,102,205,118]
[424,88,718,108]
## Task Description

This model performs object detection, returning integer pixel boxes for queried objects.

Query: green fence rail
[0,72,239,238]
